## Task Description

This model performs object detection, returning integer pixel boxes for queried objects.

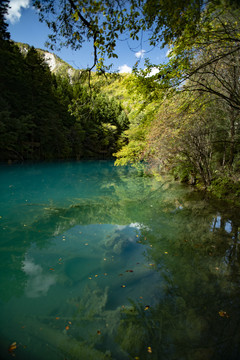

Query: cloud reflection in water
[22,257,56,298]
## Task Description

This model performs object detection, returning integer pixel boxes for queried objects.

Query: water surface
[0,161,239,359]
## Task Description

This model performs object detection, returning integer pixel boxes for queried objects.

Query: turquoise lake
[0,160,239,359]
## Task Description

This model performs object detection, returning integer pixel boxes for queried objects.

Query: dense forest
[0,42,129,160]
[0,3,129,161]
[1,0,240,200]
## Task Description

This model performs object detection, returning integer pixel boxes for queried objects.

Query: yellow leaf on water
[8,342,17,354]
[219,310,229,318]
[147,346,152,353]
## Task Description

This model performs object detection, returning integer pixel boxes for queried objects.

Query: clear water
[0,160,239,360]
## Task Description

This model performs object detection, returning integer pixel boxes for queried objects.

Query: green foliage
[69,87,129,158]
[0,0,10,40]
[112,2,240,201]
[0,41,73,160]
[209,175,240,201]
[0,38,129,161]
[3,0,240,200]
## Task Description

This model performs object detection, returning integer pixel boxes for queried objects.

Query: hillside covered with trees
[0,2,129,161]
[1,0,240,200]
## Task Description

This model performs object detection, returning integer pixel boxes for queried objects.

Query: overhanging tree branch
[68,0,99,72]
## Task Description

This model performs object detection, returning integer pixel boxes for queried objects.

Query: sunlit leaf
[73,12,79,21]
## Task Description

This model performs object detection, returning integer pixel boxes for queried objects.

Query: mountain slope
[16,42,79,78]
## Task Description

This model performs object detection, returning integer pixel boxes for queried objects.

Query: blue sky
[6,0,168,73]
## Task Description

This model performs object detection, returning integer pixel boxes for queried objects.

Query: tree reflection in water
[0,161,239,359]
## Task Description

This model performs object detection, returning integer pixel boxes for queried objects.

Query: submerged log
[18,316,110,360]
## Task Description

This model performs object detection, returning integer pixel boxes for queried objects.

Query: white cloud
[166,49,171,57]
[135,49,146,59]
[5,0,31,24]
[118,64,132,73]
[149,67,159,76]
[144,67,159,78]
[166,46,175,58]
